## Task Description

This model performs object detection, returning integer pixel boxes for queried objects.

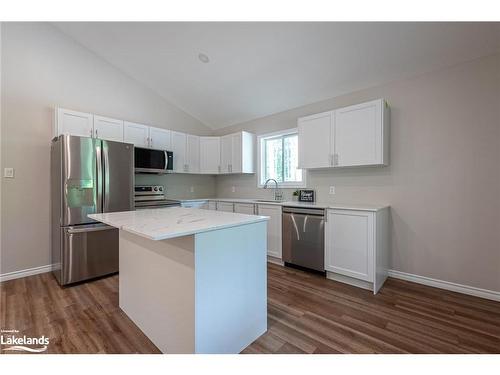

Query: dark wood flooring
[1,263,499,354]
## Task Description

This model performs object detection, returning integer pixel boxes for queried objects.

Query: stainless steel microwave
[134,147,173,174]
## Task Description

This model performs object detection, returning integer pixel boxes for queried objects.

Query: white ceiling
[53,22,500,129]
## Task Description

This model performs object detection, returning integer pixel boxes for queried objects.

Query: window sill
[257,183,307,189]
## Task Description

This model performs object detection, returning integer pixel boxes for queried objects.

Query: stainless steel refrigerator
[51,135,134,285]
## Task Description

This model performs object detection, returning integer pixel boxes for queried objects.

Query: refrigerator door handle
[95,142,103,213]
[103,143,110,212]
[66,225,115,234]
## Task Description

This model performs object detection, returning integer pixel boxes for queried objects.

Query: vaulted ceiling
[54,22,500,129]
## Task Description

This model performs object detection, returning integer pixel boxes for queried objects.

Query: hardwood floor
[1,263,499,354]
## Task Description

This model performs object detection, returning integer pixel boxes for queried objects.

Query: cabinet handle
[150,137,153,147]
[90,128,94,138]
[334,153,339,166]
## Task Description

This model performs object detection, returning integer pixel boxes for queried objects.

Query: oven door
[134,147,173,173]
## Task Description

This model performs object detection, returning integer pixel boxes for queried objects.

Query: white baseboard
[267,256,284,266]
[388,269,500,302]
[0,264,54,283]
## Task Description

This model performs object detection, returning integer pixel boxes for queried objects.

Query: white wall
[214,53,500,292]
[0,23,215,275]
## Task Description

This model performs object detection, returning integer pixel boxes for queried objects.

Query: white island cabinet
[89,207,268,354]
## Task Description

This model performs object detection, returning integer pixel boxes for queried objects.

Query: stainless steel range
[134,185,181,209]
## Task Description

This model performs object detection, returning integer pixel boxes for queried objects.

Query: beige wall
[0,23,215,274]
[214,53,500,292]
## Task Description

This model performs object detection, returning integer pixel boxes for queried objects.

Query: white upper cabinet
[54,107,256,175]
[93,115,124,142]
[220,131,255,174]
[200,137,221,174]
[171,131,187,173]
[55,108,94,138]
[220,134,233,174]
[123,121,149,148]
[298,111,332,169]
[298,99,389,169]
[186,134,200,173]
[149,127,171,150]
[333,99,388,167]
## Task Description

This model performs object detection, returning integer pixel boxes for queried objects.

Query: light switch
[329,186,335,195]
[231,186,236,193]
[4,168,14,178]
[189,186,194,193]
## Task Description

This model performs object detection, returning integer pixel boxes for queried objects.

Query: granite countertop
[88,207,269,241]
[175,198,389,212]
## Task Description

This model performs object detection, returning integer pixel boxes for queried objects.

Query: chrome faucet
[263,178,283,201]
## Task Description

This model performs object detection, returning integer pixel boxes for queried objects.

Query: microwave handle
[164,151,168,170]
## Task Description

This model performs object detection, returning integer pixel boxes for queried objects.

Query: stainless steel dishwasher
[282,206,326,273]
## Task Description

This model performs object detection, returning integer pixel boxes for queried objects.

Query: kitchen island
[89,207,269,354]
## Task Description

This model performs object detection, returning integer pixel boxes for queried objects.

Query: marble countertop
[89,207,269,241]
[176,198,388,211]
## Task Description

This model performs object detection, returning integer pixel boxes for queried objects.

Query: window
[258,129,305,188]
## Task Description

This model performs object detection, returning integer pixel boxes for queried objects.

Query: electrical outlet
[231,186,236,193]
[329,186,335,195]
[189,186,194,193]
[3,168,14,178]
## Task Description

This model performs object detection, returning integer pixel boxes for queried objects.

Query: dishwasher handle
[282,206,326,216]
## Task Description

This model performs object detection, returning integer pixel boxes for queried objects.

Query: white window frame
[257,128,306,189]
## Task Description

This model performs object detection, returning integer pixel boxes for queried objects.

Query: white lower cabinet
[216,202,234,213]
[257,204,282,260]
[234,203,255,215]
[325,208,389,293]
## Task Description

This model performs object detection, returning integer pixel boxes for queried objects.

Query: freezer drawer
[58,224,118,285]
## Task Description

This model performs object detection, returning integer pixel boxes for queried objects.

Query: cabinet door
[124,121,149,148]
[149,127,171,151]
[325,210,374,281]
[171,131,187,172]
[56,108,94,138]
[333,99,383,167]
[186,134,200,173]
[231,133,242,173]
[199,137,221,174]
[216,202,234,212]
[93,115,124,142]
[208,201,218,210]
[257,204,282,259]
[220,135,233,174]
[298,111,332,169]
[234,203,255,215]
